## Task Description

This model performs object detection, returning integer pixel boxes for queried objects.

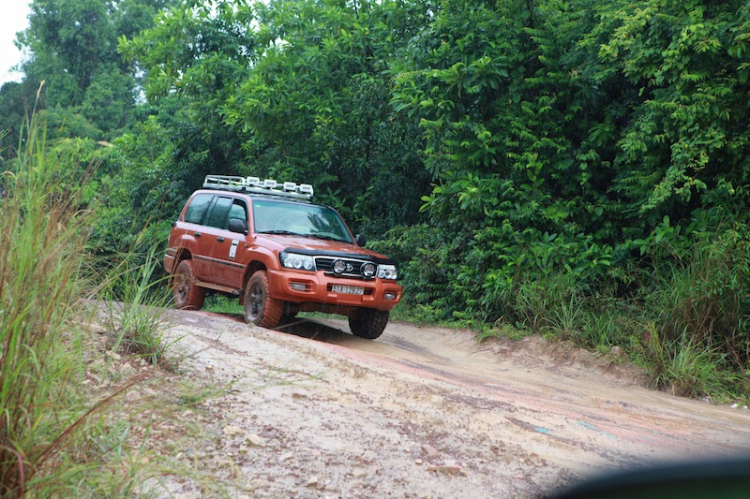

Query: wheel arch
[175,247,193,264]
[243,260,268,286]
[166,247,193,276]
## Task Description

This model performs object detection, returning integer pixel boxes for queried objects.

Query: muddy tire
[348,309,389,340]
[172,260,205,310]
[244,271,284,328]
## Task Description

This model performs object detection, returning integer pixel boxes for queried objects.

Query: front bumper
[164,249,176,274]
[267,269,402,311]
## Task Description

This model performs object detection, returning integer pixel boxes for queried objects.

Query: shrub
[646,229,750,374]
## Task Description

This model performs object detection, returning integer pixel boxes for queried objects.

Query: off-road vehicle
[164,175,402,339]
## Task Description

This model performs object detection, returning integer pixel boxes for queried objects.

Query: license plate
[332,285,364,295]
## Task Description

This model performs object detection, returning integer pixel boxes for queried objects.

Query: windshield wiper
[261,230,347,242]
[261,230,304,236]
[308,234,345,242]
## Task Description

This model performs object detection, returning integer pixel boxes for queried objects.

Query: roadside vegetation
[0,117,192,497]
[2,0,749,417]
[1,118,116,496]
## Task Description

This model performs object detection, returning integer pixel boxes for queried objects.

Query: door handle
[217,237,225,242]
[194,232,202,238]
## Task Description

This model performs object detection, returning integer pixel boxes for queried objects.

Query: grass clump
[0,120,99,495]
[641,324,739,399]
[103,244,173,367]
[0,115,166,497]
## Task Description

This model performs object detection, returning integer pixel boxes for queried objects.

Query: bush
[369,224,456,322]
[645,229,750,375]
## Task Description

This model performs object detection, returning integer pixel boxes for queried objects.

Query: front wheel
[348,309,390,340]
[172,260,205,310]
[244,271,283,329]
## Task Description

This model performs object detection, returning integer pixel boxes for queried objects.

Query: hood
[257,234,391,262]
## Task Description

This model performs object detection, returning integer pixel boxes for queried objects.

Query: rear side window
[184,194,213,224]
[206,197,234,228]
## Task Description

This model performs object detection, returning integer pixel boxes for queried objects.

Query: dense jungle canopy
[2,0,750,395]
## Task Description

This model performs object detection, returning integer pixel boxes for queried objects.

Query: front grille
[315,257,371,280]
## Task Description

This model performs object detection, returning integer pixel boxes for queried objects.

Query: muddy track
[157,310,750,498]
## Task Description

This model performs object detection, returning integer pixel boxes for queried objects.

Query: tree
[10,0,175,139]
[124,0,435,232]
[222,0,435,231]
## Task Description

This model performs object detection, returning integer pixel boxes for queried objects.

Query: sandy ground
[143,310,750,498]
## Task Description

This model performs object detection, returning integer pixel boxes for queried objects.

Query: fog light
[384,292,398,300]
[333,259,347,274]
[290,282,307,292]
[362,262,376,277]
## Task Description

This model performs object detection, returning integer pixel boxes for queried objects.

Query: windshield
[252,199,354,244]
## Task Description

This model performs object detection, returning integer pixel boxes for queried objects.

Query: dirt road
[153,310,750,498]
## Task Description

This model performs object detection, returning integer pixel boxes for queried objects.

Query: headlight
[280,252,316,271]
[377,264,398,280]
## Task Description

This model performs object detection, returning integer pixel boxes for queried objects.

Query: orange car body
[165,179,401,338]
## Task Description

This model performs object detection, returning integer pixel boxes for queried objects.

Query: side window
[184,194,213,225]
[227,200,247,229]
[205,197,233,229]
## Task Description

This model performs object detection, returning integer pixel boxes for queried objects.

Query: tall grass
[0,117,98,495]
[635,231,750,398]
[648,230,750,369]
[0,116,156,497]
[479,237,749,400]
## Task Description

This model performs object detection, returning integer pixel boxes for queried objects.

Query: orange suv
[164,175,402,339]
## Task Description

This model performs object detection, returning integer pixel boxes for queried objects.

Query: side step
[195,280,242,296]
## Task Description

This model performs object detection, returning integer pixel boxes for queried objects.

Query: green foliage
[0,116,117,497]
[642,324,739,399]
[0,82,34,161]
[89,115,181,261]
[579,297,642,350]
[122,0,434,233]
[227,0,434,232]
[368,224,455,322]
[7,0,176,140]
[589,0,750,228]
[645,228,750,371]
[117,2,257,228]
[103,245,173,366]
[5,0,750,398]
[203,294,243,315]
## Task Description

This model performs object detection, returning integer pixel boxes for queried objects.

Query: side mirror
[355,234,367,247]
[228,218,248,235]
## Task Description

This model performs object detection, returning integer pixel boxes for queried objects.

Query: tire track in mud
[279,317,750,467]
[167,310,750,496]
[384,355,748,463]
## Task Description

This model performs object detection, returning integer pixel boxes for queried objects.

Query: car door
[203,196,249,288]
[180,193,215,280]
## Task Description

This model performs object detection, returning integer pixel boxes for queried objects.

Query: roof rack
[203,175,314,201]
